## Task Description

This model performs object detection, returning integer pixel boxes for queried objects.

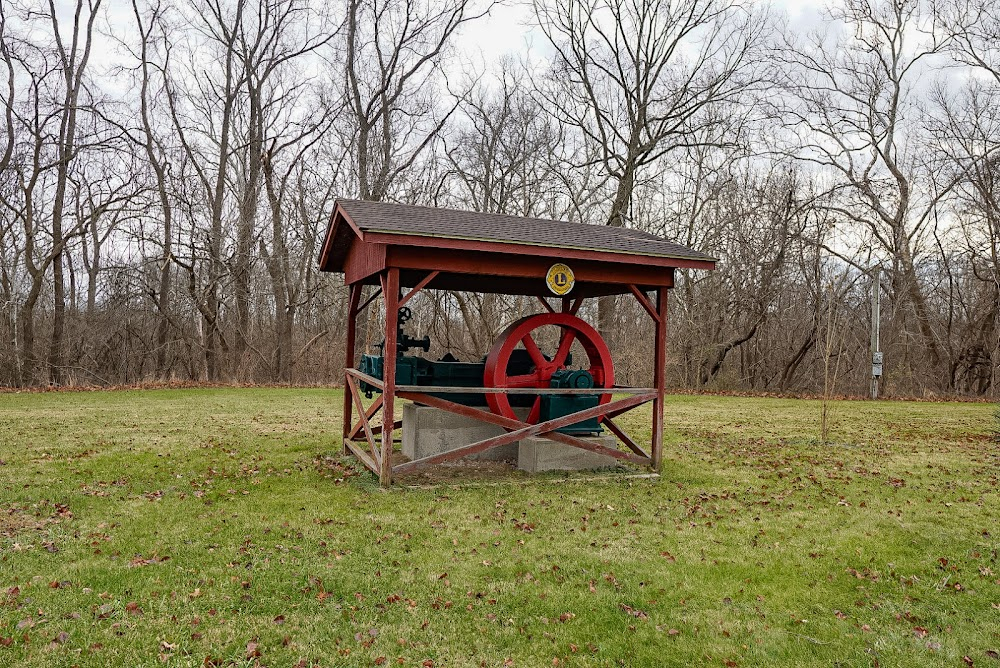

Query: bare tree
[45,0,104,384]
[534,0,770,339]
[1,0,106,384]
[776,0,953,386]
[342,0,492,202]
[927,79,1000,393]
[129,0,176,377]
[937,0,1000,83]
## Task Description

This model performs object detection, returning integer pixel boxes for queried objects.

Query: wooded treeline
[0,0,997,397]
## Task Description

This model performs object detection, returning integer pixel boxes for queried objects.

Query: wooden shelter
[318,200,716,486]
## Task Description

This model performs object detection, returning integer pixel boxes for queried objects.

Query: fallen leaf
[245,641,260,659]
[619,604,648,620]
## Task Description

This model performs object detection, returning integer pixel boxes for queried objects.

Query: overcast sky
[455,0,832,74]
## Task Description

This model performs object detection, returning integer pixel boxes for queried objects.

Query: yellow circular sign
[546,263,575,296]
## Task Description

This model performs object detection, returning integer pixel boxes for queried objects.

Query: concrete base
[402,404,522,462]
[517,435,620,473]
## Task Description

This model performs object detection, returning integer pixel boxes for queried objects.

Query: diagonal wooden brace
[628,284,661,323]
[602,416,650,459]
[393,392,653,473]
[346,367,384,390]
[344,438,380,474]
[398,271,439,308]
[350,394,383,440]
[346,373,381,466]
[356,288,383,316]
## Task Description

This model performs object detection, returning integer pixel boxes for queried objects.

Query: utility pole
[870,266,882,399]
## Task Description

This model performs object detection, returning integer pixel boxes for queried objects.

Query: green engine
[359,308,602,435]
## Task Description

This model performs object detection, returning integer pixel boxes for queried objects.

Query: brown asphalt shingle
[338,200,715,262]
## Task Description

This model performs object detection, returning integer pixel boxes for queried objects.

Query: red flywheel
[483,313,614,423]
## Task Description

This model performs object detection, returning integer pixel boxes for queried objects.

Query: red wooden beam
[346,367,383,390]
[651,287,668,472]
[604,400,648,420]
[344,438,380,475]
[602,416,649,459]
[393,392,653,473]
[342,283,362,452]
[380,268,400,487]
[346,373,380,465]
[629,284,661,323]
[374,232,715,271]
[356,287,382,316]
[369,420,402,437]
[398,270,439,308]
[386,247,678,287]
[536,296,556,314]
[349,394,383,440]
[343,241,388,285]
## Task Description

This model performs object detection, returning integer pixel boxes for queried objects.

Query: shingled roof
[325,199,715,264]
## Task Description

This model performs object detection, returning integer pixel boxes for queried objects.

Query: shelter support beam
[393,391,653,473]
[398,271,439,308]
[629,285,660,323]
[344,438,379,475]
[651,287,668,472]
[380,268,400,487]
[602,416,649,459]
[357,287,382,315]
[342,284,362,453]
[536,297,556,314]
[347,373,379,463]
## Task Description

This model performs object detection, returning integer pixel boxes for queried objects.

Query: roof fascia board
[337,202,365,240]
[364,231,717,270]
[318,202,370,272]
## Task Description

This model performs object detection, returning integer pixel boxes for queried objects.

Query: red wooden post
[651,286,668,472]
[380,268,400,487]
[343,283,362,454]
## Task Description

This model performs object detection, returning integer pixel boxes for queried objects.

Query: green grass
[0,388,997,667]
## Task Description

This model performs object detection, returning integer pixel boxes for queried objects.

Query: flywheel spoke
[485,313,615,425]
[527,396,541,424]
[553,329,576,367]
[521,333,547,368]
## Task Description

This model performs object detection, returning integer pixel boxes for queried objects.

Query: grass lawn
[0,388,998,667]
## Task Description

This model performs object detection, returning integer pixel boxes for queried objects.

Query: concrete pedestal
[517,435,620,472]
[401,404,521,462]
